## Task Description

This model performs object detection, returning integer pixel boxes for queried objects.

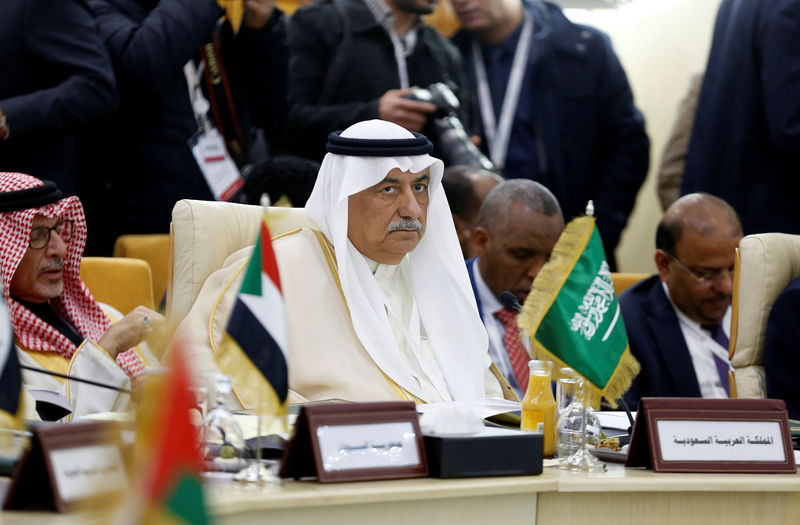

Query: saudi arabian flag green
[518,215,639,406]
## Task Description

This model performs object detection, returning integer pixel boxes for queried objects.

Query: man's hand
[243,0,275,29]
[378,88,437,132]
[98,306,165,360]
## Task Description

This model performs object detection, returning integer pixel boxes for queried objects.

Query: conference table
[4,462,800,524]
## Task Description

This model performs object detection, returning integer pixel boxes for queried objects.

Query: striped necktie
[702,323,731,397]
[494,307,530,392]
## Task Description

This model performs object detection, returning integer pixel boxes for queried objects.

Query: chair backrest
[167,199,316,323]
[729,233,800,399]
[113,234,170,305]
[611,272,649,296]
[80,256,155,314]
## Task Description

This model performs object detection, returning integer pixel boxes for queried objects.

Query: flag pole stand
[558,378,606,472]
[234,388,281,486]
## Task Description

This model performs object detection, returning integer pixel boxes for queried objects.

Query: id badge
[189,127,243,201]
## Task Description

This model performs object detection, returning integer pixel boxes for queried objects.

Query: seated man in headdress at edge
[178,119,516,406]
[0,172,161,419]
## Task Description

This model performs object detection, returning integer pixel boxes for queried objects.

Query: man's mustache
[38,258,64,273]
[387,218,422,232]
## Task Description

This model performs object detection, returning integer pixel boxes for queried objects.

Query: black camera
[404,82,495,171]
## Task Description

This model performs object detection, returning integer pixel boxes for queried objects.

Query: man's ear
[654,249,671,282]
[472,226,489,257]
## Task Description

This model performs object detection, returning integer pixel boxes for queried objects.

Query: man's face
[474,203,564,305]
[348,168,430,265]
[656,228,741,325]
[450,0,509,35]
[10,215,68,303]
[390,0,438,15]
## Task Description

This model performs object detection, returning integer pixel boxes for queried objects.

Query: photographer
[282,0,468,162]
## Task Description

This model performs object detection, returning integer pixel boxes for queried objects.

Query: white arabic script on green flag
[518,215,639,406]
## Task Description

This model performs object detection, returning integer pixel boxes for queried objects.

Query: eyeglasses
[29,220,73,250]
[666,251,734,285]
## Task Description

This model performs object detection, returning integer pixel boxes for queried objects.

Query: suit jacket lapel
[643,282,702,397]
[466,257,484,319]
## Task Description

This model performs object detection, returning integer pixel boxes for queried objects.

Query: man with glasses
[619,193,742,409]
[0,172,161,419]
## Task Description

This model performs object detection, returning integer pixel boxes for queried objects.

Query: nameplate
[279,401,428,482]
[3,421,127,512]
[626,398,796,473]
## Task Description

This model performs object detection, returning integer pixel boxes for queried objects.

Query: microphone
[499,291,523,312]
[20,364,132,394]
[617,397,635,435]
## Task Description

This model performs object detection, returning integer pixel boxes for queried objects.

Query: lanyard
[183,60,212,132]
[472,12,533,169]
[389,30,410,89]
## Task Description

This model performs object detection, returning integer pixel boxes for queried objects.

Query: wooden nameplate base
[3,421,127,512]
[279,401,428,483]
[626,398,796,474]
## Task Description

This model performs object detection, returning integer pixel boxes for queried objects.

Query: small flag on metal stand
[118,340,210,524]
[518,202,639,406]
[220,201,288,483]
[518,202,640,471]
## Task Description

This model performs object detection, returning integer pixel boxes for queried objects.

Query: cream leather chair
[729,233,800,399]
[167,199,316,323]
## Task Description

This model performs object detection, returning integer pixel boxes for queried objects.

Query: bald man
[441,165,503,259]
[620,193,742,409]
[466,179,564,399]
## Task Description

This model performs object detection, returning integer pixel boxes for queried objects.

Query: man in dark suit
[0,0,118,193]
[682,0,800,237]
[466,179,563,399]
[763,276,800,420]
[620,194,742,409]
[450,0,649,268]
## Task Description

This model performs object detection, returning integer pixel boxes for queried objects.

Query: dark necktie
[494,308,530,392]
[487,46,509,117]
[702,324,731,397]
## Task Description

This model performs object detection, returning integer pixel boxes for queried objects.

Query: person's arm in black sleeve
[760,1,800,153]
[86,0,222,90]
[1,0,118,137]
[590,32,650,256]
[763,279,800,420]
[236,2,289,143]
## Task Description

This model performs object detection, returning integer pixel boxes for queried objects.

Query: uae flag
[518,215,639,406]
[221,215,289,418]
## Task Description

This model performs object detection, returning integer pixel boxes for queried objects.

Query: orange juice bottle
[521,360,557,457]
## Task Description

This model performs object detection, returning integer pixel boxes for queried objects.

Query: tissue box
[423,427,543,478]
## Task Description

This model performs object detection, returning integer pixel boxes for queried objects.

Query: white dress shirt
[662,282,732,398]
[473,259,530,399]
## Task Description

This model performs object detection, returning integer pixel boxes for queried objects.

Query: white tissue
[419,404,486,435]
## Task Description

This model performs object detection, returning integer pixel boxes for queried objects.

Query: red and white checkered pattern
[0,173,144,385]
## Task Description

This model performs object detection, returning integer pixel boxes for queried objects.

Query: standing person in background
[656,72,703,210]
[0,0,118,194]
[282,0,467,162]
[80,0,288,254]
[682,0,800,236]
[450,0,649,269]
